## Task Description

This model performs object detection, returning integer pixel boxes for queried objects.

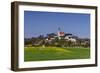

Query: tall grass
[24,47,90,61]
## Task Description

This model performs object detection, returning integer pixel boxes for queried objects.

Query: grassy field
[24,47,90,61]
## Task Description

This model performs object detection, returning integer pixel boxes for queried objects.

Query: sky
[24,11,90,38]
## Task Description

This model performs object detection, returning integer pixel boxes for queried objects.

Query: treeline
[25,36,90,48]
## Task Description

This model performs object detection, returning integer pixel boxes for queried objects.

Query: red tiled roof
[60,32,64,35]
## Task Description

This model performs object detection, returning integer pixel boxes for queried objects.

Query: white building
[46,27,77,42]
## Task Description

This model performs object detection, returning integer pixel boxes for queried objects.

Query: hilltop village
[25,28,90,48]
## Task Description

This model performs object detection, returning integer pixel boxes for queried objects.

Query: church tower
[57,27,64,39]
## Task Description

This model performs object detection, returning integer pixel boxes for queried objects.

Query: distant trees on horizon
[24,33,90,48]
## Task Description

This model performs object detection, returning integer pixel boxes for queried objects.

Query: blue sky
[24,11,90,38]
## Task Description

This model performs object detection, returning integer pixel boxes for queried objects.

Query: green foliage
[25,36,90,48]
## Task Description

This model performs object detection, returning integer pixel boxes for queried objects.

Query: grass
[24,47,90,61]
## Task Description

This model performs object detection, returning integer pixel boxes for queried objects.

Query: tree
[24,38,32,46]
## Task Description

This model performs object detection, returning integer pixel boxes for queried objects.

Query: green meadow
[24,47,90,61]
